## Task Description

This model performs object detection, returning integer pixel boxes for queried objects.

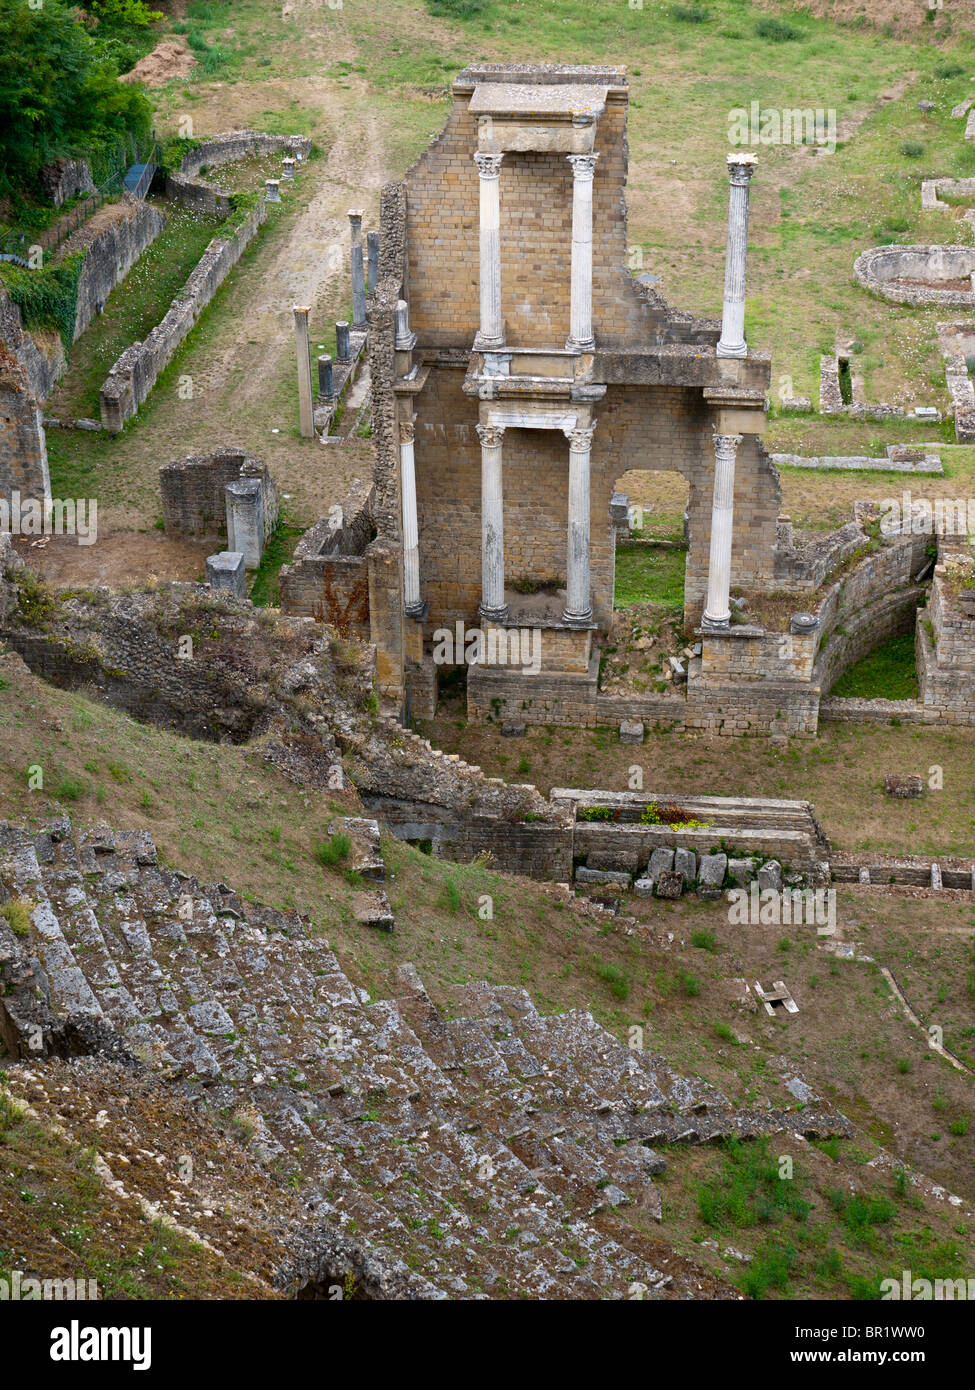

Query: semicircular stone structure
[853,243,975,307]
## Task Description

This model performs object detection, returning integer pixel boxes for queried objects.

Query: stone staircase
[0,818,850,1299]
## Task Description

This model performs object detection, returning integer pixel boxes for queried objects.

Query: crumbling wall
[39,158,95,208]
[100,199,267,431]
[67,197,167,342]
[159,447,278,540]
[0,346,50,502]
[166,132,311,216]
[279,479,374,634]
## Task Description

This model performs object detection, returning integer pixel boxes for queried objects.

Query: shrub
[691,928,717,952]
[1,899,32,937]
[755,16,803,41]
[678,968,700,997]
[314,832,351,867]
[670,3,709,20]
[426,0,491,17]
[55,775,86,802]
[596,960,629,1001]
[439,877,461,913]
[949,1118,968,1137]
[900,141,925,160]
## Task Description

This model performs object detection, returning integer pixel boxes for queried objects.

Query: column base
[479,602,509,624]
[561,606,593,628]
[565,335,595,353]
[716,339,747,359]
[701,610,730,631]
[474,331,506,351]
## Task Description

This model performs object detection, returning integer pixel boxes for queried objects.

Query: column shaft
[477,423,507,621]
[562,425,595,625]
[566,155,597,352]
[474,153,504,349]
[293,306,314,438]
[702,432,743,629]
[400,420,423,616]
[349,210,366,329]
[717,155,757,359]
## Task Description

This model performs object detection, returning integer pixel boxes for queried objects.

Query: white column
[293,305,314,438]
[716,154,757,359]
[349,209,366,329]
[562,423,595,626]
[477,422,508,621]
[702,432,743,630]
[566,154,598,352]
[400,419,423,616]
[473,152,504,349]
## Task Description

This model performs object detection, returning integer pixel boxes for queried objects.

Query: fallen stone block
[206,550,247,600]
[633,878,654,899]
[727,857,757,886]
[575,866,631,887]
[697,853,727,899]
[648,847,674,880]
[501,720,526,737]
[654,869,684,899]
[619,719,644,745]
[884,774,923,798]
[674,847,697,882]
[353,890,394,931]
[757,859,782,893]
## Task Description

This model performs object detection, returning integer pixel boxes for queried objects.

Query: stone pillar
[702,432,743,629]
[206,550,246,599]
[293,305,314,438]
[716,154,757,359]
[281,157,296,181]
[367,230,379,293]
[349,209,366,328]
[566,154,598,352]
[317,354,334,399]
[335,320,351,362]
[476,423,508,622]
[395,299,416,351]
[400,418,423,617]
[225,479,265,569]
[265,179,280,202]
[473,152,504,349]
[562,424,595,625]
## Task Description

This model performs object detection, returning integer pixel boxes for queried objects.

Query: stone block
[884,774,923,798]
[206,550,246,599]
[501,720,526,737]
[576,866,631,887]
[697,853,727,899]
[633,877,654,898]
[654,869,684,899]
[619,719,644,744]
[648,847,674,880]
[225,478,265,568]
[757,859,782,893]
[727,857,757,885]
[674,847,697,882]
[353,890,394,931]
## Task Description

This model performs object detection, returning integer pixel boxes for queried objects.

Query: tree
[0,0,151,194]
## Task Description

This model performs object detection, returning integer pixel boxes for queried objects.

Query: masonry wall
[100,199,266,431]
[69,199,166,343]
[0,347,49,501]
[159,448,278,540]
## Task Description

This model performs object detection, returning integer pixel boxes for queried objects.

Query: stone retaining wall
[99,198,266,430]
[159,446,277,540]
[166,132,311,217]
[67,197,166,342]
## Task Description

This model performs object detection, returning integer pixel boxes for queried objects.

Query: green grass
[249,522,305,608]
[313,832,351,867]
[613,543,686,610]
[830,631,920,701]
[48,202,221,420]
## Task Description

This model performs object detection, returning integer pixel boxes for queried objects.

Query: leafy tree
[0,0,151,195]
[78,1,163,28]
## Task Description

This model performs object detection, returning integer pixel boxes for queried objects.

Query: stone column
[716,154,757,359]
[400,419,423,617]
[476,423,508,622]
[395,299,416,351]
[566,154,598,352]
[702,432,743,629]
[264,179,280,203]
[293,305,314,438]
[317,354,333,399]
[335,321,351,361]
[562,424,595,625]
[473,153,504,349]
[349,209,366,328]
[367,230,379,293]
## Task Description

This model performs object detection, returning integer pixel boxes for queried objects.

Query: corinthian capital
[399,419,415,444]
[567,154,599,181]
[473,152,503,179]
[564,423,596,449]
[712,432,743,458]
[726,152,757,186]
[476,423,505,448]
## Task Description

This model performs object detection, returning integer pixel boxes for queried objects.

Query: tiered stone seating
[0,818,849,1299]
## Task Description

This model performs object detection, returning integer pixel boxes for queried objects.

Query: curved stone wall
[853,244,975,307]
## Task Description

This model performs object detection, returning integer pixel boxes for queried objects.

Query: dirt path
[13,533,213,588]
